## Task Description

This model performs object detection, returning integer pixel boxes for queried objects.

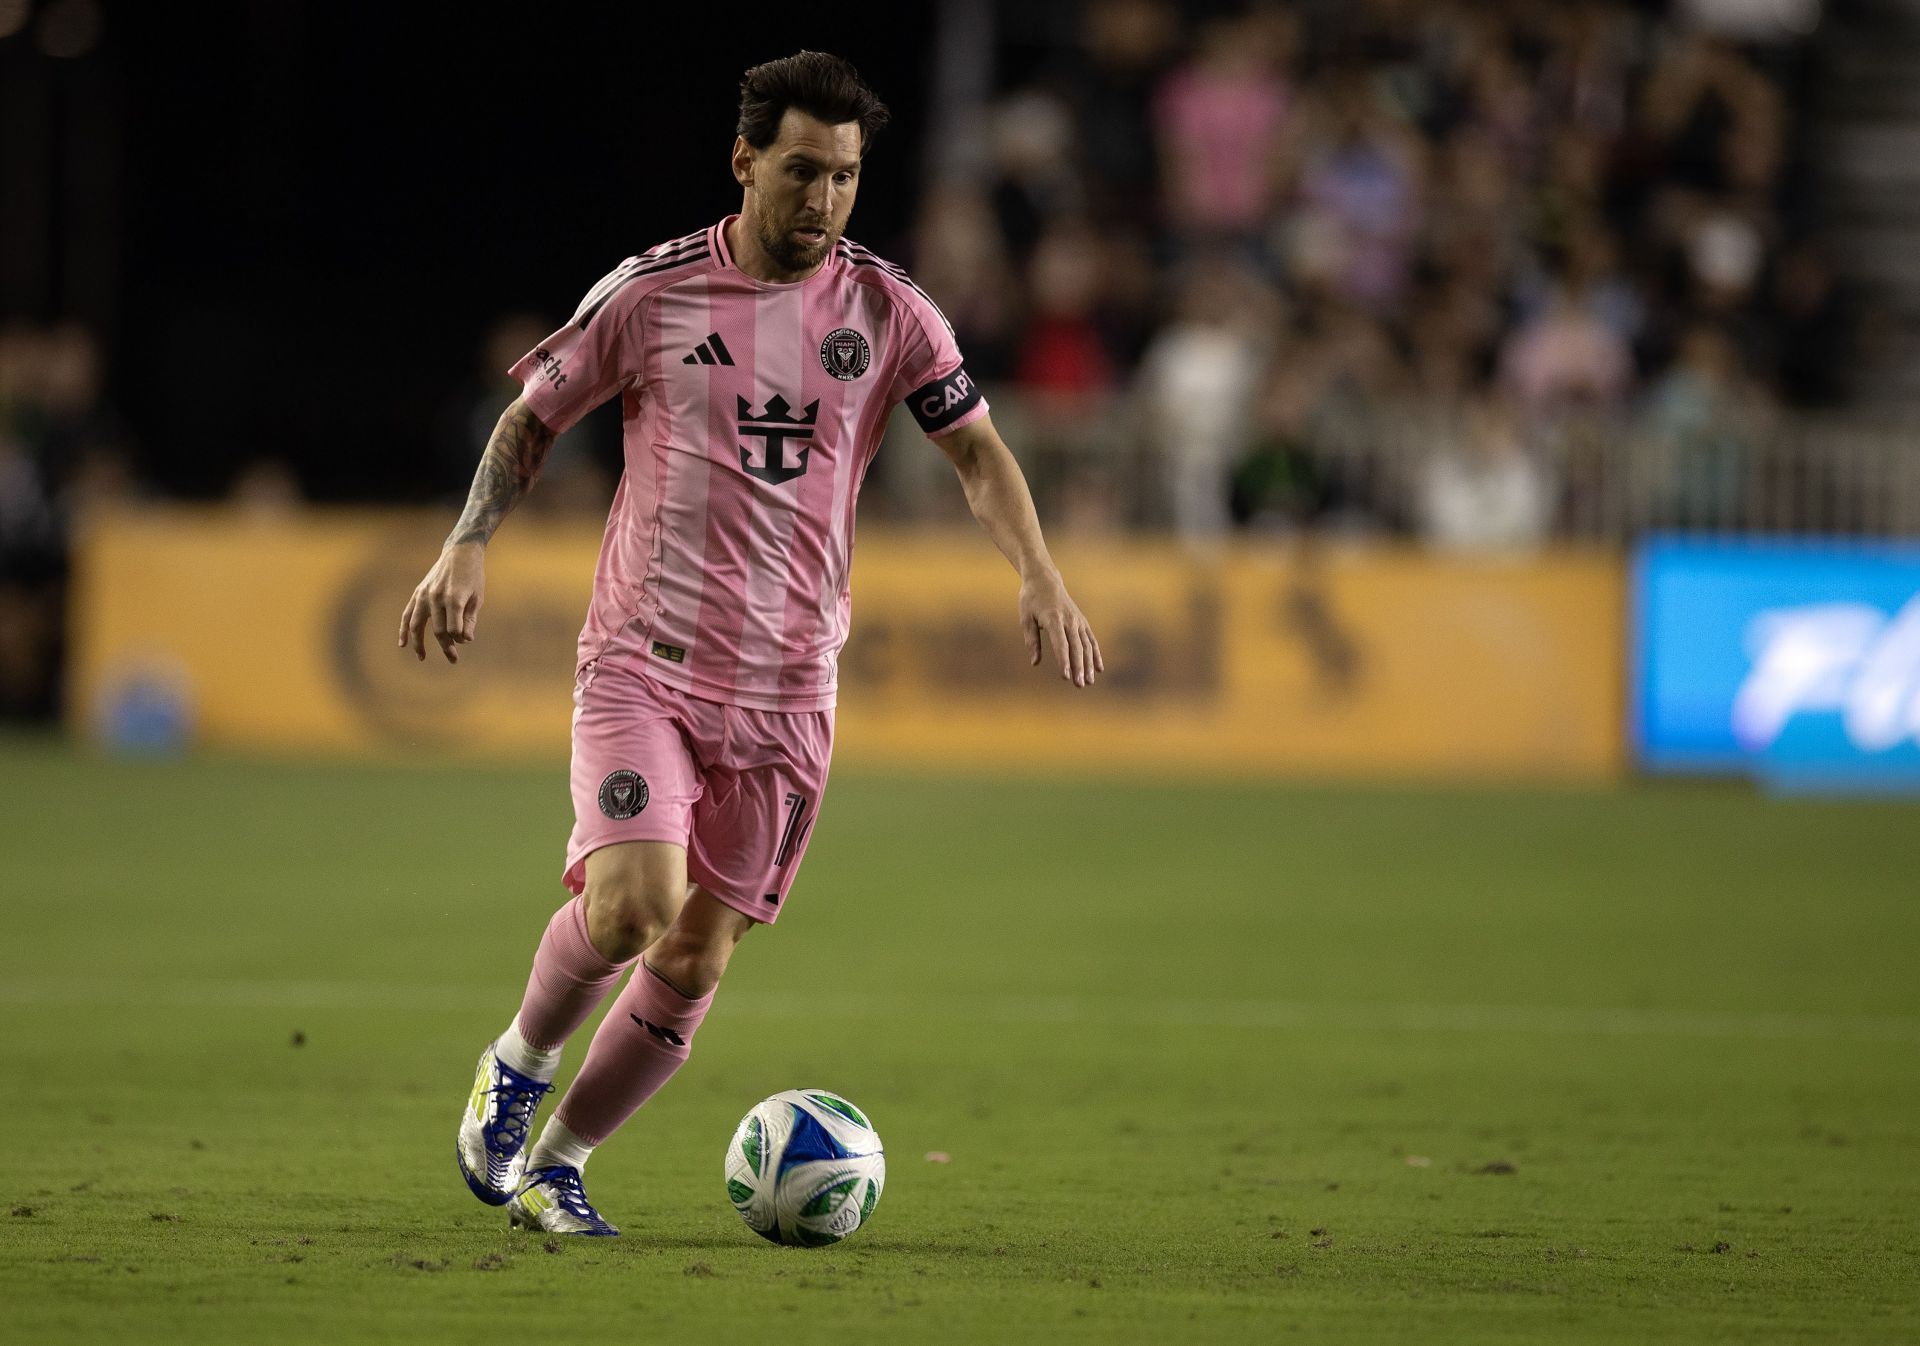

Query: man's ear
[730,136,754,188]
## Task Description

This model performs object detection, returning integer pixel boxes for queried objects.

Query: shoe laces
[534,1166,601,1223]
[483,1063,552,1152]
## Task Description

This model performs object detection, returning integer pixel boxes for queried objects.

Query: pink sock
[513,897,633,1052]
[554,961,714,1146]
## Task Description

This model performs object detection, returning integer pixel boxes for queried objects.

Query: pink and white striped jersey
[510,216,987,712]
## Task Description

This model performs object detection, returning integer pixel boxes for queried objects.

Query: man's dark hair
[737,51,890,156]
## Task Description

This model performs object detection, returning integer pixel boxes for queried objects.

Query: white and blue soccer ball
[725,1088,885,1247]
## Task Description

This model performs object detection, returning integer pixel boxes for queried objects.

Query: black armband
[906,365,983,435]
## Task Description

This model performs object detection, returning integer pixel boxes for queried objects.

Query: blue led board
[1632,536,1920,791]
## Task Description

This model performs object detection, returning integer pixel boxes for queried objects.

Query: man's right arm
[397,396,557,664]
[446,396,559,549]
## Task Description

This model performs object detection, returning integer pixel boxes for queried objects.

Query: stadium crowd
[0,1,1859,724]
[0,322,129,720]
[891,0,1853,546]
[0,319,318,722]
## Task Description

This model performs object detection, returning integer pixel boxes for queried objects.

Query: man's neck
[726,212,824,286]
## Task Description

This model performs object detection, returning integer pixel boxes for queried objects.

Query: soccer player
[400,51,1102,1236]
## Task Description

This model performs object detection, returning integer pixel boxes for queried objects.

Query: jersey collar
[714,214,838,290]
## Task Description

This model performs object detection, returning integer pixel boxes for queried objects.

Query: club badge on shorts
[820,327,870,381]
[598,770,649,820]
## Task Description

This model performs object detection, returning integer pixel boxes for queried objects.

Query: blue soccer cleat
[508,1164,621,1236]
[456,1042,552,1206]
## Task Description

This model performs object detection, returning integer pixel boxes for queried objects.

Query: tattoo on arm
[447,400,557,548]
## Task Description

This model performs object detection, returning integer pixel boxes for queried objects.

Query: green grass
[2,739,1917,1343]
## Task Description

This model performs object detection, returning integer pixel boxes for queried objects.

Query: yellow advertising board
[844,540,1624,779]
[71,508,1624,779]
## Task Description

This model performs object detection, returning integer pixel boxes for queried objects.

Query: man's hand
[398,542,486,663]
[1021,571,1103,687]
[934,413,1103,688]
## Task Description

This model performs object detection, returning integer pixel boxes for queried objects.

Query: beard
[753,201,838,273]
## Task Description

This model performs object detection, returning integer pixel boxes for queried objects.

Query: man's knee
[646,891,754,998]
[582,843,689,961]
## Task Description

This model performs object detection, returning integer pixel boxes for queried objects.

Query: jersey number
[775,791,812,869]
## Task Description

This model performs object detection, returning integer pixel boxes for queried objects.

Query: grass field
[2,738,1917,1343]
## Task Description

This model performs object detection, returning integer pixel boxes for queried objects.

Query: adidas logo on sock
[682,333,735,366]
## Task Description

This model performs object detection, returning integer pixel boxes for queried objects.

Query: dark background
[3,1,938,501]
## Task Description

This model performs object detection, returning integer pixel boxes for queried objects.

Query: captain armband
[906,365,984,436]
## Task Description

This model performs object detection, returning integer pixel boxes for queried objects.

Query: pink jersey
[510,217,987,712]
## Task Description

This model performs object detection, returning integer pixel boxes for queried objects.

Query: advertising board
[72,508,1625,780]
[1634,536,1920,790]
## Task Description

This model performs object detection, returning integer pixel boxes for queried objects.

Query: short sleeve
[508,260,647,435]
[888,280,989,440]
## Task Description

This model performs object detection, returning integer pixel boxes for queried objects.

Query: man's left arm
[934,413,1103,688]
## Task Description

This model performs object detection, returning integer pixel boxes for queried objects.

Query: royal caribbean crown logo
[736,394,819,485]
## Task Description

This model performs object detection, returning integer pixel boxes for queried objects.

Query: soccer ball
[725,1088,885,1247]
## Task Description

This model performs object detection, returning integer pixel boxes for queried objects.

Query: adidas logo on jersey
[682,333,735,366]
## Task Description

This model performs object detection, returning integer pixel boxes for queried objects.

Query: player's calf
[644,889,754,998]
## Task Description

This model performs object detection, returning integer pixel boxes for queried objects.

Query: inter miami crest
[820,327,871,381]
[598,769,649,820]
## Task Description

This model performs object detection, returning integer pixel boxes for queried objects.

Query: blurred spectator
[1417,396,1554,550]
[1137,258,1272,545]
[909,182,1022,380]
[15,323,136,505]
[1644,322,1772,528]
[1422,127,1523,294]
[1640,32,1782,196]
[439,313,552,492]
[1153,13,1294,246]
[230,459,305,522]
[1231,363,1328,533]
[1683,204,1767,315]
[0,321,139,720]
[1011,220,1123,521]
[1016,221,1118,409]
[0,431,63,718]
[1287,72,1425,309]
[1763,240,1853,408]
[1539,6,1634,140]
[440,314,615,520]
[62,444,144,522]
[1059,0,1180,226]
[987,90,1084,265]
[1095,227,1164,372]
[1499,285,1634,418]
[1458,28,1543,170]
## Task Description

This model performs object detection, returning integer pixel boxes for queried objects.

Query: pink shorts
[563,653,833,925]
